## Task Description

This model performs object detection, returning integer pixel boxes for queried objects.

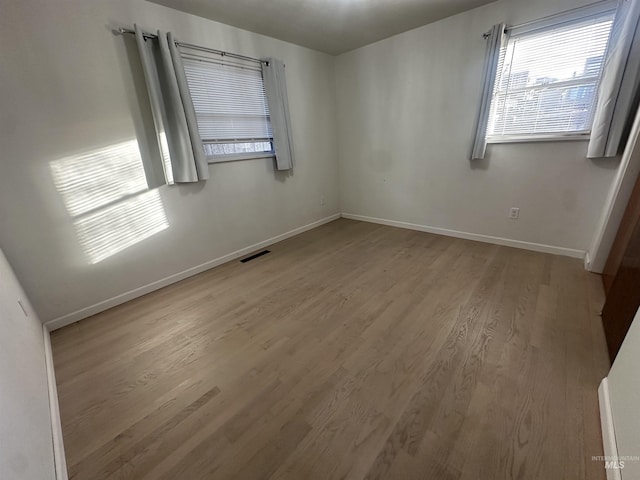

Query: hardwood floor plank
[51,219,610,480]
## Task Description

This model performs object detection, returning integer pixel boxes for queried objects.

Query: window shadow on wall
[50,140,169,264]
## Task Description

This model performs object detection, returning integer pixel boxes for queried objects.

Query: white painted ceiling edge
[146,0,497,55]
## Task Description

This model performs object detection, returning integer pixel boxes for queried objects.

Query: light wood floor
[52,219,611,480]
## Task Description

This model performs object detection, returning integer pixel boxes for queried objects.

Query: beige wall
[0,249,55,479]
[0,0,340,322]
[335,0,619,254]
[608,308,640,480]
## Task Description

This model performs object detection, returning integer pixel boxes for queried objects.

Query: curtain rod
[481,0,617,38]
[117,27,268,66]
[507,0,616,33]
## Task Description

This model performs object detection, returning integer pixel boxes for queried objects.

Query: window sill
[207,153,275,164]
[487,134,590,144]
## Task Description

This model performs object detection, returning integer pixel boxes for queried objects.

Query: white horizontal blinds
[488,12,614,138]
[183,59,272,140]
[180,52,273,157]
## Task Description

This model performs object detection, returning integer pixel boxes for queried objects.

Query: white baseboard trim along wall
[43,324,68,480]
[45,213,341,331]
[341,213,586,259]
[598,378,622,480]
[47,211,589,331]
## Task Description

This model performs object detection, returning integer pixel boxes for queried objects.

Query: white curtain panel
[134,25,208,184]
[588,0,640,158]
[262,58,295,171]
[167,32,209,181]
[133,25,170,187]
[471,23,505,161]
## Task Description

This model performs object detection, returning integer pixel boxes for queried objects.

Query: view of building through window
[488,13,615,139]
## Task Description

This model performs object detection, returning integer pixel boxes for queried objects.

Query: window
[487,10,615,142]
[181,50,273,162]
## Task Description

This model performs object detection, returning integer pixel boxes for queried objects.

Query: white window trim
[486,2,617,143]
[508,0,617,37]
[207,152,275,164]
[487,133,590,144]
[180,48,274,163]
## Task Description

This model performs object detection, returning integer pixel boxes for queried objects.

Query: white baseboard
[599,377,621,480]
[341,213,585,259]
[584,251,592,271]
[45,213,340,331]
[45,211,586,331]
[43,324,68,480]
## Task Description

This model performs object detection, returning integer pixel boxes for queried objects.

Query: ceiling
[148,0,497,55]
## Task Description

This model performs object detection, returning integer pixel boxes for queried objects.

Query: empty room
[3,0,640,478]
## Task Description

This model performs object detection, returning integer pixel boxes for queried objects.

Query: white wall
[335,0,619,254]
[588,106,640,272]
[0,0,626,324]
[0,249,56,480]
[608,308,640,479]
[0,0,340,323]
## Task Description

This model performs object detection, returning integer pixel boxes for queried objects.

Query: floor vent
[241,250,271,263]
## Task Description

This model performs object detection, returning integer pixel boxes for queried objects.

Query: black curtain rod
[117,27,268,66]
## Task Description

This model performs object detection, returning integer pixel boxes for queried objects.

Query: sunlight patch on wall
[74,190,168,263]
[50,140,150,215]
[50,140,169,264]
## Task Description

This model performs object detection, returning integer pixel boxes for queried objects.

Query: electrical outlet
[320,195,326,206]
[509,207,520,219]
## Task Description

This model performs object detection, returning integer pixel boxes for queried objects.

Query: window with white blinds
[181,52,273,160]
[487,11,615,142]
